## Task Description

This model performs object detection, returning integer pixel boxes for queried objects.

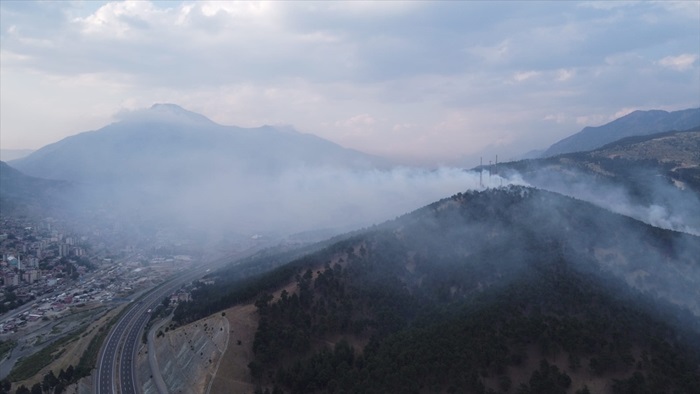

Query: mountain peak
[150,103,189,113]
[116,103,216,125]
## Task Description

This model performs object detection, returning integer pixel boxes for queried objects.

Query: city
[0,214,200,391]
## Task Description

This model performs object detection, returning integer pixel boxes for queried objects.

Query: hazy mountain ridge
[543,108,700,157]
[497,128,700,236]
[11,104,389,184]
[0,161,71,216]
[174,186,700,393]
[511,128,700,189]
[7,104,416,235]
[8,104,698,238]
[0,150,33,162]
[591,128,700,167]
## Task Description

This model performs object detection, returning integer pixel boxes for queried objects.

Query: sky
[1,1,699,166]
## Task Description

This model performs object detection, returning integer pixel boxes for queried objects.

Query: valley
[1,106,699,394]
[2,2,700,393]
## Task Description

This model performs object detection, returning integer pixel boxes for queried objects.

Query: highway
[95,301,140,394]
[95,245,273,394]
[95,268,206,394]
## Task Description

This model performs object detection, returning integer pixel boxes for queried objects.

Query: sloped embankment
[151,313,229,393]
[207,303,259,393]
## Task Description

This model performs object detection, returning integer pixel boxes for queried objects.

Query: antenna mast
[480,157,483,188]
[489,160,492,186]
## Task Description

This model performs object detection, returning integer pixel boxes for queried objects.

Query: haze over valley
[1,2,699,394]
[2,101,700,393]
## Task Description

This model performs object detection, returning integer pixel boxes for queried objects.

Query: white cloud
[512,71,540,82]
[544,113,568,124]
[77,1,160,38]
[0,1,698,163]
[556,69,575,82]
[658,54,698,71]
[336,114,377,128]
[576,1,639,11]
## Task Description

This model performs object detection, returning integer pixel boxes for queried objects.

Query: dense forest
[250,249,700,393]
[172,235,353,325]
[176,186,700,393]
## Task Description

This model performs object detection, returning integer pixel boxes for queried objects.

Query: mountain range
[6,104,395,234]
[145,107,699,393]
[2,103,700,393]
[4,104,700,238]
[0,161,70,216]
[10,103,388,184]
[8,106,700,185]
[0,150,33,162]
[542,108,700,157]
[479,127,700,237]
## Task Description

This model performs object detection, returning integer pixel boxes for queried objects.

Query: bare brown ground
[208,252,356,393]
[208,303,258,394]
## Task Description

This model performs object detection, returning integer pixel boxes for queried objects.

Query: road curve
[96,247,267,394]
[95,267,210,394]
[147,317,170,394]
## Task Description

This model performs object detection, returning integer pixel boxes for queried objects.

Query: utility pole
[489,160,492,186]
[480,157,483,188]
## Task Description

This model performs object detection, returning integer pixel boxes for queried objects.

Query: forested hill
[505,127,700,196]
[495,128,700,237]
[542,107,700,157]
[175,186,700,393]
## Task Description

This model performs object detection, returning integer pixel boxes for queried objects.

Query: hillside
[0,161,71,216]
[542,108,700,157]
[4,104,423,235]
[10,104,387,184]
[508,128,700,189]
[498,128,700,236]
[0,150,33,162]
[589,129,700,189]
[172,186,700,393]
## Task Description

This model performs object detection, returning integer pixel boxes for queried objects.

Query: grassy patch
[76,304,129,378]
[7,328,84,382]
[0,340,16,360]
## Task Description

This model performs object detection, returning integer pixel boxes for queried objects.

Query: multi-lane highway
[95,245,273,394]
[95,268,207,394]
[95,291,161,393]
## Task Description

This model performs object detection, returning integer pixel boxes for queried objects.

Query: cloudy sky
[1,1,699,165]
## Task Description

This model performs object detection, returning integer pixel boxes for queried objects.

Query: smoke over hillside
[8,105,698,241]
[179,185,700,393]
[518,167,700,236]
[12,154,696,243]
[63,166,523,236]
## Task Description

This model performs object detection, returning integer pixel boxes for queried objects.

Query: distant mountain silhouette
[0,161,70,215]
[0,149,34,162]
[495,127,700,235]
[542,108,700,157]
[511,127,700,192]
[10,103,389,184]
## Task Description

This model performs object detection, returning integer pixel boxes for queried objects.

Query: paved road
[120,306,153,394]
[95,298,149,394]
[96,245,274,394]
[95,268,209,394]
[147,317,171,394]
